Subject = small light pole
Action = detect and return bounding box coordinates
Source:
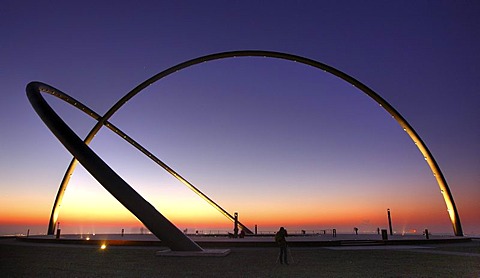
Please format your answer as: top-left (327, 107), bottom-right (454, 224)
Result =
top-left (387, 209), bottom-right (393, 236)
top-left (233, 212), bottom-right (239, 238)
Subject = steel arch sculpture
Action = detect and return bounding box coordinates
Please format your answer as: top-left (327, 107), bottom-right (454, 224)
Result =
top-left (31, 81), bottom-right (253, 235)
top-left (35, 50), bottom-right (462, 237)
top-left (27, 83), bottom-right (203, 251)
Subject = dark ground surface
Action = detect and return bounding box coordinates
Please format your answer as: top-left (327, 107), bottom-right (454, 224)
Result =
top-left (1, 237), bottom-right (479, 277)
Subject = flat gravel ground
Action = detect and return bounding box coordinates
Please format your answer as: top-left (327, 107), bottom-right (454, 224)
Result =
top-left (1, 238), bottom-right (479, 277)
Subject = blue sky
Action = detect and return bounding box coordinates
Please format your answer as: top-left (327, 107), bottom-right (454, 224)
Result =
top-left (1, 1), bottom-right (479, 235)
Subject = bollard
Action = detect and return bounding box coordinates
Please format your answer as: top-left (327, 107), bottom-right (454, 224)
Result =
top-left (381, 229), bottom-right (388, 240)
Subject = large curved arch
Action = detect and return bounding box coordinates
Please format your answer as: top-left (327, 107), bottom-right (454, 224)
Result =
top-left (26, 83), bottom-right (203, 251)
top-left (34, 81), bottom-right (253, 234)
top-left (47, 50), bottom-right (463, 236)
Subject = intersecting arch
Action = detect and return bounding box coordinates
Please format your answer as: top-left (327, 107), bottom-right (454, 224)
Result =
top-left (37, 81), bottom-right (253, 234)
top-left (47, 50), bottom-right (463, 236)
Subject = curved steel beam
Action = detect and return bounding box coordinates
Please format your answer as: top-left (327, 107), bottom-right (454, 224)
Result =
top-left (35, 82), bottom-right (253, 234)
top-left (27, 83), bottom-right (203, 251)
top-left (47, 50), bottom-right (463, 236)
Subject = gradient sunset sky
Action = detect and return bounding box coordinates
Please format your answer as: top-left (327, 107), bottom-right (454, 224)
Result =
top-left (1, 1), bottom-right (479, 236)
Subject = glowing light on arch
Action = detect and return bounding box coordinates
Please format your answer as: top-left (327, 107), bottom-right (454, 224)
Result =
top-left (27, 83), bottom-right (203, 251)
top-left (32, 81), bottom-right (253, 234)
top-left (40, 50), bottom-right (462, 236)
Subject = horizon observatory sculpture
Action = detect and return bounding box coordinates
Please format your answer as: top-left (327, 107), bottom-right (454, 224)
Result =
top-left (27, 50), bottom-right (463, 251)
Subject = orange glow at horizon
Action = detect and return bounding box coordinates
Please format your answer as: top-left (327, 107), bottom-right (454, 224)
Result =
top-left (1, 196), bottom-right (456, 234)
top-left (45, 198), bottom-right (452, 234)
top-left (0, 200), bottom-right (460, 235)
top-left (2, 172), bottom-right (472, 235)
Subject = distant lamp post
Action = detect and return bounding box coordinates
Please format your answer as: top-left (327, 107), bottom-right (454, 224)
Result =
top-left (387, 209), bottom-right (393, 235)
top-left (234, 212), bottom-right (239, 238)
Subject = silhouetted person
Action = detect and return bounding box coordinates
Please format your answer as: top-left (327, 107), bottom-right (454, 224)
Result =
top-left (239, 229), bottom-right (245, 238)
top-left (275, 227), bottom-right (288, 264)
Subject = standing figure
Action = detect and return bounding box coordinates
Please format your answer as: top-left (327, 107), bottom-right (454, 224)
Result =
top-left (275, 227), bottom-right (288, 264)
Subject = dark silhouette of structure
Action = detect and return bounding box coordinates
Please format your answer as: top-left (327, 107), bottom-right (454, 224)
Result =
top-left (27, 50), bottom-right (463, 240)
top-left (388, 208), bottom-right (393, 235)
top-left (233, 212), bottom-right (239, 238)
top-left (27, 83), bottom-right (202, 251)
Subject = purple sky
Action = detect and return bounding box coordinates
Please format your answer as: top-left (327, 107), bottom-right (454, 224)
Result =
top-left (1, 1), bottom-right (479, 235)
